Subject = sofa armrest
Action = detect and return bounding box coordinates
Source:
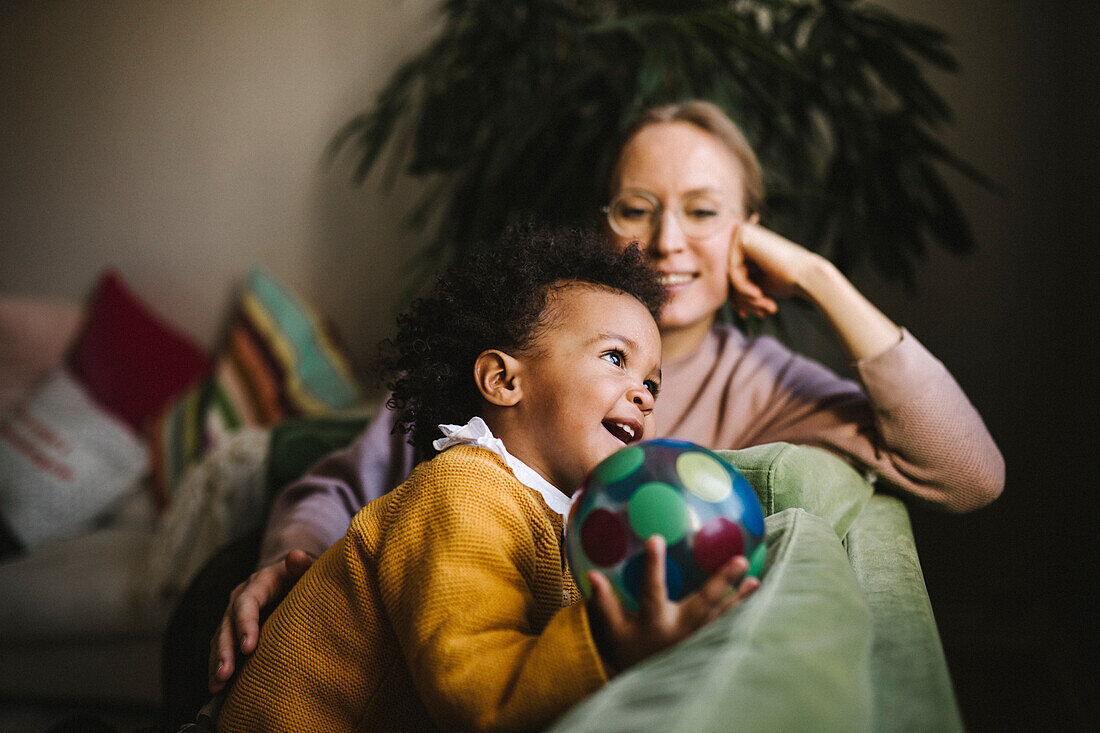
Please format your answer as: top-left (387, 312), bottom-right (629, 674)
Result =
top-left (549, 445), bottom-right (960, 733)
top-left (845, 494), bottom-right (963, 732)
top-left (718, 442), bottom-right (873, 540)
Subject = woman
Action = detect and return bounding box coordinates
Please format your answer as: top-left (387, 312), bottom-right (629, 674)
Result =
top-left (205, 100), bottom-right (1003, 695)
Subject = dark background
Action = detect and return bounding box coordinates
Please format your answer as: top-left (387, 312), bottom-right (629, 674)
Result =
top-left (848, 2), bottom-right (1099, 728)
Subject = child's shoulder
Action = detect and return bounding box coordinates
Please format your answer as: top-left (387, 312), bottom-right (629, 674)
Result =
top-left (347, 445), bottom-right (554, 552)
top-left (402, 444), bottom-right (521, 501)
top-left (413, 445), bottom-right (515, 491)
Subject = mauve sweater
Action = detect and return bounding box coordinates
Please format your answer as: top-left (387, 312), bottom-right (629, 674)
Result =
top-left (260, 325), bottom-right (1004, 566)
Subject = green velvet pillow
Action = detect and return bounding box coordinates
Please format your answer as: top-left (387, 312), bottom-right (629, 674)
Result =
top-left (550, 507), bottom-right (874, 732)
top-left (263, 414), bottom-right (371, 506)
top-left (719, 442), bottom-right (873, 540)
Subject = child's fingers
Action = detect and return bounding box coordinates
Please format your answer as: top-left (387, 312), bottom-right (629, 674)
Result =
top-left (679, 555), bottom-right (751, 626)
top-left (587, 570), bottom-right (627, 631)
top-left (714, 576), bottom-right (761, 618)
top-left (699, 555), bottom-right (749, 604)
top-left (638, 535), bottom-right (670, 615)
top-left (706, 558), bottom-right (745, 602)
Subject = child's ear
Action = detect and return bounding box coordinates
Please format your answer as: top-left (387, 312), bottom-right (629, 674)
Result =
top-left (474, 350), bottom-right (524, 406)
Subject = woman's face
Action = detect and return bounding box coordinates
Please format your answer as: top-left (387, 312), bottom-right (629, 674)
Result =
top-left (609, 121), bottom-right (746, 342)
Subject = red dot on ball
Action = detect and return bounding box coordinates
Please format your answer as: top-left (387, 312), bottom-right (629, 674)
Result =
top-left (693, 517), bottom-right (745, 575)
top-left (580, 508), bottom-right (628, 567)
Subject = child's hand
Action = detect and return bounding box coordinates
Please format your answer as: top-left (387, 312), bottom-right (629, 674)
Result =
top-left (586, 535), bottom-right (760, 673)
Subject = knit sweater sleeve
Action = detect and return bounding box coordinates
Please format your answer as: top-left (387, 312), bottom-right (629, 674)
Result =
top-left (373, 448), bottom-right (607, 731)
top-left (743, 329), bottom-right (1004, 512)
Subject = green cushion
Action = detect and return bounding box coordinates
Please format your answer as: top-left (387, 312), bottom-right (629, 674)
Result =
top-left (263, 415), bottom-right (371, 505)
top-left (549, 507), bottom-right (874, 733)
top-left (718, 443), bottom-right (873, 540)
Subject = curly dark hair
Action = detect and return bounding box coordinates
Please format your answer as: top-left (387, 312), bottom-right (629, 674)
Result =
top-left (377, 223), bottom-right (666, 457)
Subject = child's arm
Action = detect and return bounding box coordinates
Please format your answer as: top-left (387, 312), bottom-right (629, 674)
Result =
top-left (585, 535), bottom-right (760, 673)
top-left (375, 461), bottom-right (608, 732)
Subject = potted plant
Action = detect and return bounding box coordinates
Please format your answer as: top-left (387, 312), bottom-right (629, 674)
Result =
top-left (332, 0), bottom-right (990, 293)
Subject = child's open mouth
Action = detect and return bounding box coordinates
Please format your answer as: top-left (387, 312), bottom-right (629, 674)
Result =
top-left (602, 420), bottom-right (641, 445)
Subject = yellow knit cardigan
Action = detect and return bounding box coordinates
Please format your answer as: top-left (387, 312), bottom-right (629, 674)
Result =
top-left (217, 445), bottom-right (608, 732)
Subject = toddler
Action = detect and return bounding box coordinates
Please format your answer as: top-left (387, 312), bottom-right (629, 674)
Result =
top-left (216, 225), bottom-right (758, 732)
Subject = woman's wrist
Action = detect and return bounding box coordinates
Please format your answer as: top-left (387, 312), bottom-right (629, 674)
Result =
top-left (791, 250), bottom-right (838, 306)
top-left (796, 255), bottom-right (902, 362)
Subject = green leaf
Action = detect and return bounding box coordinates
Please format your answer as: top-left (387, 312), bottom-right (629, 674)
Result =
top-left (328, 0), bottom-right (989, 289)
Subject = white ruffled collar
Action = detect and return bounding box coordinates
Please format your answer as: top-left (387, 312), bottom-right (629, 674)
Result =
top-left (433, 417), bottom-right (573, 521)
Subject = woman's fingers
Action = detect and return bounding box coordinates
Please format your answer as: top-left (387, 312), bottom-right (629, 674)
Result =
top-left (209, 582), bottom-right (251, 691)
top-left (728, 220), bottom-right (778, 317)
top-left (232, 574), bottom-right (273, 655)
top-left (728, 225), bottom-right (764, 298)
top-left (206, 553), bottom-right (313, 692)
top-left (284, 550), bottom-right (315, 583)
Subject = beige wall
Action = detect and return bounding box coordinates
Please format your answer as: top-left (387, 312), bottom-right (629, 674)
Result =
top-left (0, 0), bottom-right (1039, 378)
top-left (1, 0), bottom-right (437, 367)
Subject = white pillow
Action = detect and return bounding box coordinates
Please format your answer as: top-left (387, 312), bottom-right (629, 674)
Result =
top-left (0, 297), bottom-right (83, 419)
top-left (0, 368), bottom-right (148, 549)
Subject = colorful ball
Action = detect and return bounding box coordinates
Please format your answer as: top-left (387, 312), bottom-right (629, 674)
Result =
top-left (567, 439), bottom-right (766, 610)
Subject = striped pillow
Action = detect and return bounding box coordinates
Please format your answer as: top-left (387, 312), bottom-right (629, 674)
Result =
top-left (150, 269), bottom-right (363, 509)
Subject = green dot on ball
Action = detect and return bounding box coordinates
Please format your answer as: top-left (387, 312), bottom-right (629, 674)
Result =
top-left (747, 542), bottom-right (767, 579)
top-left (628, 482), bottom-right (688, 545)
top-left (593, 445), bottom-right (645, 484)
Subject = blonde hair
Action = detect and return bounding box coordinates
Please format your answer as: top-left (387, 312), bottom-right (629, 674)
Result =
top-left (611, 100), bottom-right (764, 217)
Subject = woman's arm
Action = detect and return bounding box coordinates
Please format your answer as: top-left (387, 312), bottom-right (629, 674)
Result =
top-left (728, 220), bottom-right (902, 361)
top-left (258, 403), bottom-right (416, 566)
top-left (726, 222), bottom-right (1004, 512)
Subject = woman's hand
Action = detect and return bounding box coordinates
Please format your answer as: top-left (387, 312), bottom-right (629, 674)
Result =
top-left (207, 550), bottom-right (315, 692)
top-left (586, 535), bottom-right (759, 673)
top-left (726, 218), bottom-right (829, 319)
top-left (726, 218), bottom-right (902, 361)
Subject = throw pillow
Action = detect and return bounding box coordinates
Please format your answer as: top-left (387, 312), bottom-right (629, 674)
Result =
top-left (67, 270), bottom-right (210, 430)
top-left (150, 268), bottom-right (364, 508)
top-left (263, 414), bottom-right (372, 507)
top-left (0, 368), bottom-right (149, 551)
top-left (0, 297), bottom-right (83, 419)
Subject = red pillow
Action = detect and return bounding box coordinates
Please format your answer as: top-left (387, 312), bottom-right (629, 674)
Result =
top-left (68, 270), bottom-right (210, 430)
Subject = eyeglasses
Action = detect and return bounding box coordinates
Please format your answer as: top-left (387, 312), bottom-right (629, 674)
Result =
top-left (602, 190), bottom-right (738, 241)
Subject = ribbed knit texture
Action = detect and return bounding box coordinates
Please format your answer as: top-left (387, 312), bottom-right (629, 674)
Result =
top-left (218, 446), bottom-right (607, 733)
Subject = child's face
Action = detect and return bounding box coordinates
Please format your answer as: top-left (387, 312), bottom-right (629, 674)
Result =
top-left (506, 284), bottom-right (662, 493)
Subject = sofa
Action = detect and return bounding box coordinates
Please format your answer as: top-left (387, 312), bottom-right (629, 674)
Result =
top-left (550, 441), bottom-right (963, 732)
top-left (171, 420), bottom-right (961, 732)
top-left (1, 276), bottom-right (961, 731)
